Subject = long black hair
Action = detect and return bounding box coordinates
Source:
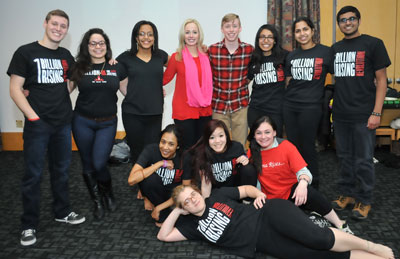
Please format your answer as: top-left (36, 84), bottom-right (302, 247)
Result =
top-left (129, 20), bottom-right (159, 56)
top-left (249, 24), bottom-right (287, 72)
top-left (187, 120), bottom-right (232, 184)
top-left (247, 115), bottom-right (277, 173)
top-left (71, 28), bottom-right (112, 82)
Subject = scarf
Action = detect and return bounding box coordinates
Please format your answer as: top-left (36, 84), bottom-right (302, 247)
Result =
top-left (182, 46), bottom-right (213, 107)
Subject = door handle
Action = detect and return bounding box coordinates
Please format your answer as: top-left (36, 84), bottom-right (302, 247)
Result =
top-left (396, 78), bottom-right (400, 84)
top-left (387, 78), bottom-right (393, 84)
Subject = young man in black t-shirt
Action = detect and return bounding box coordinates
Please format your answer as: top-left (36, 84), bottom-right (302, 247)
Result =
top-left (8, 9), bottom-right (85, 246)
top-left (331, 6), bottom-right (391, 219)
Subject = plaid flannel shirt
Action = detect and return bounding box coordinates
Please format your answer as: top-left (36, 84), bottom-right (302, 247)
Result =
top-left (209, 39), bottom-right (254, 114)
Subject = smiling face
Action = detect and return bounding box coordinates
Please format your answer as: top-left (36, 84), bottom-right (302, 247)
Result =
top-left (254, 122), bottom-right (276, 150)
top-left (136, 24), bottom-right (154, 50)
top-left (221, 18), bottom-right (241, 43)
top-left (159, 132), bottom-right (178, 159)
top-left (209, 127), bottom-right (227, 153)
top-left (178, 187), bottom-right (206, 216)
top-left (43, 15), bottom-right (69, 44)
top-left (184, 22), bottom-right (199, 47)
top-left (88, 33), bottom-right (107, 63)
top-left (258, 29), bottom-right (275, 56)
top-left (294, 21), bottom-right (314, 48)
top-left (338, 11), bottom-right (360, 38)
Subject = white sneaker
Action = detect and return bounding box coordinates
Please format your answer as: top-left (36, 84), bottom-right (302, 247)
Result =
top-left (55, 212), bottom-right (86, 225)
top-left (21, 229), bottom-right (36, 246)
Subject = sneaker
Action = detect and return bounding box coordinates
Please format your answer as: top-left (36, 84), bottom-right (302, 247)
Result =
top-left (352, 202), bottom-right (371, 220)
top-left (385, 86), bottom-right (399, 100)
top-left (308, 213), bottom-right (332, 228)
top-left (331, 196), bottom-right (355, 211)
top-left (20, 229), bottom-right (36, 246)
top-left (339, 222), bottom-right (354, 235)
top-left (55, 212), bottom-right (86, 225)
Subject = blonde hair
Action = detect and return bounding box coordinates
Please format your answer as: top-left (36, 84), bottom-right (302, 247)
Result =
top-left (176, 18), bottom-right (204, 60)
top-left (171, 184), bottom-right (201, 208)
top-left (221, 13), bottom-right (241, 28)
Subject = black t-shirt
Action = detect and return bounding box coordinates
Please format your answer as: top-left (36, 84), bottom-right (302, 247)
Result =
top-left (136, 144), bottom-right (191, 186)
top-left (116, 50), bottom-right (168, 115)
top-left (284, 44), bottom-right (331, 107)
top-left (175, 187), bottom-right (262, 258)
top-left (74, 63), bottom-right (127, 118)
top-left (184, 141), bottom-right (245, 188)
top-left (331, 34), bottom-right (391, 123)
top-left (248, 52), bottom-right (288, 114)
top-left (7, 41), bottom-right (75, 126)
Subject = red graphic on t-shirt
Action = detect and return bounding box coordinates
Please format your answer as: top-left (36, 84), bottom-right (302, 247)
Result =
top-left (61, 60), bottom-right (69, 81)
top-left (355, 51), bottom-right (365, 76)
top-left (173, 169), bottom-right (183, 182)
top-left (277, 65), bottom-right (285, 82)
top-left (313, 58), bottom-right (323, 79)
top-left (212, 202), bottom-right (234, 218)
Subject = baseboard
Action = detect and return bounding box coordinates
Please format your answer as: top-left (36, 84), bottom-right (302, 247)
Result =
top-left (1, 131), bottom-right (127, 151)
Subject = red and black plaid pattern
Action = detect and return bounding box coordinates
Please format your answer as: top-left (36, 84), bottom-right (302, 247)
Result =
top-left (209, 40), bottom-right (254, 114)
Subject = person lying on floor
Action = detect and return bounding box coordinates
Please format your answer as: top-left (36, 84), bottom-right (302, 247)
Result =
top-left (158, 184), bottom-right (394, 259)
top-left (128, 124), bottom-right (191, 226)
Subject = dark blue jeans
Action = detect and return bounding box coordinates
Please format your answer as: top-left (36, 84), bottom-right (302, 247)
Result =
top-left (334, 121), bottom-right (376, 204)
top-left (72, 114), bottom-right (117, 181)
top-left (22, 119), bottom-right (72, 230)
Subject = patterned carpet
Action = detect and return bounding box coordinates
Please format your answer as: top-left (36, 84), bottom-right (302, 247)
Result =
top-left (0, 148), bottom-right (399, 259)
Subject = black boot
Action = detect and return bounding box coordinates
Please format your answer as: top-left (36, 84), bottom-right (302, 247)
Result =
top-left (98, 179), bottom-right (117, 212)
top-left (82, 173), bottom-right (105, 220)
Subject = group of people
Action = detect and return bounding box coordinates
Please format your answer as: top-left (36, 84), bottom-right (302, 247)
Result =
top-left (8, 5), bottom-right (395, 259)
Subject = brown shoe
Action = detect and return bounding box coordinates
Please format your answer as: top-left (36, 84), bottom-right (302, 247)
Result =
top-left (331, 196), bottom-right (355, 210)
top-left (352, 202), bottom-right (371, 220)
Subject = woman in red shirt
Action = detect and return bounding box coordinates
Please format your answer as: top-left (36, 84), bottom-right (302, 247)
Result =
top-left (247, 115), bottom-right (352, 233)
top-left (163, 19), bottom-right (213, 149)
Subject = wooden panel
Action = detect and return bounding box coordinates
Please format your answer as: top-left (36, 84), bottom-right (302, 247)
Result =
top-left (395, 0), bottom-right (400, 91)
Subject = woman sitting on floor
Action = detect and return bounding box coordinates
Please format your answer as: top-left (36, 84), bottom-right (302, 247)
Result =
top-left (247, 115), bottom-right (352, 233)
top-left (183, 119), bottom-right (257, 197)
top-left (128, 124), bottom-right (191, 225)
top-left (158, 184), bottom-right (394, 259)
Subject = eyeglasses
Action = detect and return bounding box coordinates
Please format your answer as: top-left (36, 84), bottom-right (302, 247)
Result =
top-left (182, 191), bottom-right (200, 207)
top-left (138, 32), bottom-right (154, 38)
top-left (88, 41), bottom-right (106, 47)
top-left (339, 16), bottom-right (358, 24)
top-left (259, 35), bottom-right (274, 41)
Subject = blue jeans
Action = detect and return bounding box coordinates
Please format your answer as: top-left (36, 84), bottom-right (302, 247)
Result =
top-left (334, 121), bottom-right (376, 204)
top-left (22, 119), bottom-right (72, 230)
top-left (72, 114), bottom-right (117, 181)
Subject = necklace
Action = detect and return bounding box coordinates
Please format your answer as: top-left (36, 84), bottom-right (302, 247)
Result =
top-left (95, 62), bottom-right (106, 81)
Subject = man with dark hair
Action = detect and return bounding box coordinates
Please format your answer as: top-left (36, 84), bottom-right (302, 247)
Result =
top-left (8, 9), bottom-right (85, 246)
top-left (331, 6), bottom-right (391, 219)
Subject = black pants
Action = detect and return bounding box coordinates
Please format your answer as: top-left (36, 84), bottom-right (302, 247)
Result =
top-left (138, 173), bottom-right (176, 223)
top-left (283, 104), bottom-right (322, 188)
top-left (174, 116), bottom-right (212, 150)
top-left (256, 199), bottom-right (349, 259)
top-left (247, 107), bottom-right (283, 138)
top-left (288, 183), bottom-right (332, 216)
top-left (122, 113), bottom-right (162, 163)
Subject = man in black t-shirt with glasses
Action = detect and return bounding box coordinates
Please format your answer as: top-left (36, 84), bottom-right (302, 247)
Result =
top-left (8, 9), bottom-right (85, 246)
top-left (331, 6), bottom-right (391, 220)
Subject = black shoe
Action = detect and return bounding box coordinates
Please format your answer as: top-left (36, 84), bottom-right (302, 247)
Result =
top-left (385, 86), bottom-right (399, 100)
top-left (21, 229), bottom-right (36, 246)
top-left (83, 173), bottom-right (105, 220)
top-left (98, 179), bottom-right (117, 212)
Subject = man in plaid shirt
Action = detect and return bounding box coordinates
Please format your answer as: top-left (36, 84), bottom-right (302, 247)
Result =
top-left (209, 13), bottom-right (254, 147)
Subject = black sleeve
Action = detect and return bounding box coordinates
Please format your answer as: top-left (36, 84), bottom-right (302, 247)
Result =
top-left (247, 63), bottom-right (255, 80)
top-left (214, 187), bottom-right (241, 201)
top-left (7, 47), bottom-right (29, 77)
top-left (159, 49), bottom-right (169, 65)
top-left (116, 63), bottom-right (127, 80)
top-left (231, 141), bottom-right (246, 157)
top-left (328, 47), bottom-right (335, 74)
top-left (372, 39), bottom-right (391, 71)
top-left (175, 215), bottom-right (201, 240)
top-left (66, 51), bottom-right (75, 79)
top-left (284, 52), bottom-right (293, 77)
top-left (136, 144), bottom-right (157, 168)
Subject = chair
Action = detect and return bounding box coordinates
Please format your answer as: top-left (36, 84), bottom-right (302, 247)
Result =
top-left (376, 127), bottom-right (396, 151)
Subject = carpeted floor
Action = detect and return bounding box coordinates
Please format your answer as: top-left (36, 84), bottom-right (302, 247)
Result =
top-left (0, 147), bottom-right (399, 259)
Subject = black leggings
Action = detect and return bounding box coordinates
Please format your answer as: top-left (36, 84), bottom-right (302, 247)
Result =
top-left (256, 199), bottom-right (350, 259)
top-left (288, 182), bottom-right (332, 216)
top-left (174, 116), bottom-right (212, 150)
top-left (138, 173), bottom-right (175, 223)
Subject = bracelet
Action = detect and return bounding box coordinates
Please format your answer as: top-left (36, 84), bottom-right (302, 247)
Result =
top-left (299, 178), bottom-right (310, 185)
top-left (163, 160), bottom-right (168, 168)
top-left (371, 112), bottom-right (381, 117)
top-left (140, 170), bottom-right (145, 180)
